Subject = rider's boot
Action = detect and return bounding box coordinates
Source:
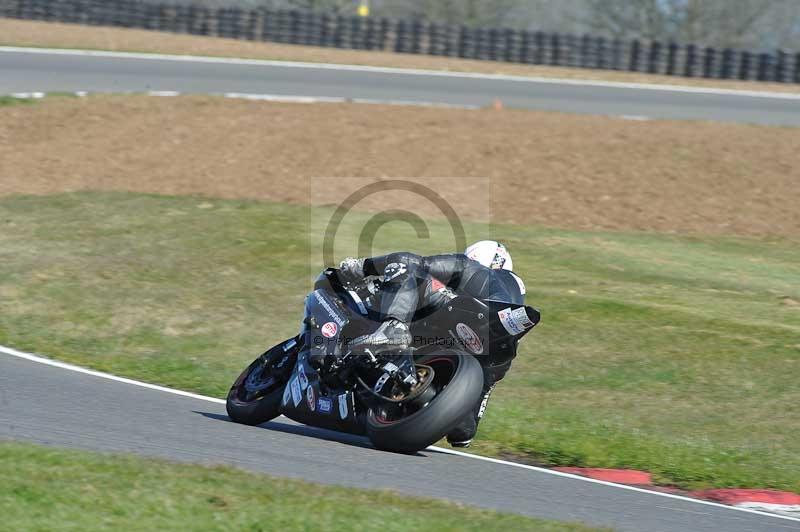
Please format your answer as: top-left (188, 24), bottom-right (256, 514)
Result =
top-left (446, 382), bottom-right (497, 448)
top-left (351, 318), bottom-right (412, 348)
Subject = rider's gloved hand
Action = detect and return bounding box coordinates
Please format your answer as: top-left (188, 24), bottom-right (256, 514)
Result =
top-left (339, 257), bottom-right (366, 283)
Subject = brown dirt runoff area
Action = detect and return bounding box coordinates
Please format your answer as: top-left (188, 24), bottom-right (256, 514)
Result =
top-left (1, 94), bottom-right (799, 237)
top-left (2, 18), bottom-right (800, 95)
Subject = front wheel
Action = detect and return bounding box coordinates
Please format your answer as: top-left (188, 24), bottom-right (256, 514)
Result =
top-left (226, 349), bottom-right (291, 426)
top-left (366, 351), bottom-right (484, 454)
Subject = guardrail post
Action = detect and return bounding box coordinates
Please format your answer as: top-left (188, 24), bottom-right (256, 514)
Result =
top-left (738, 51), bottom-right (752, 80)
top-left (702, 46), bottom-right (716, 78)
top-left (378, 17), bottom-right (391, 51)
top-left (410, 19), bottom-right (422, 54)
top-left (607, 38), bottom-right (621, 70)
top-left (503, 28), bottom-right (516, 62)
top-left (665, 42), bottom-right (678, 75)
top-left (757, 53), bottom-right (772, 81)
top-left (394, 19), bottom-right (407, 53)
top-left (529, 31), bottom-right (542, 64)
top-left (593, 36), bottom-right (605, 69)
top-left (628, 39), bottom-right (641, 71)
top-left (519, 30), bottom-right (531, 63)
top-left (486, 28), bottom-right (500, 61)
top-left (794, 52), bottom-right (800, 84)
top-left (775, 49), bottom-right (788, 83)
top-left (647, 41), bottom-right (661, 73)
top-left (720, 48), bottom-right (735, 79)
top-left (683, 44), bottom-right (696, 77)
top-left (349, 15), bottom-right (364, 50)
top-left (547, 33), bottom-right (559, 66)
top-left (579, 33), bottom-right (591, 68)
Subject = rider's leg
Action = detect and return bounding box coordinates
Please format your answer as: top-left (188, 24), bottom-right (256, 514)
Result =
top-left (446, 360), bottom-right (511, 448)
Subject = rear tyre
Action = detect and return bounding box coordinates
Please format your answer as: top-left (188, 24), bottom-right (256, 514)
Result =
top-left (226, 355), bottom-right (287, 426)
top-left (366, 351), bottom-right (484, 454)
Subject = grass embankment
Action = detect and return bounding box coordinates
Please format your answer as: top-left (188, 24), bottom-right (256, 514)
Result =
top-left (1, 18), bottom-right (798, 95)
top-left (1, 192), bottom-right (798, 492)
top-left (0, 443), bottom-right (596, 531)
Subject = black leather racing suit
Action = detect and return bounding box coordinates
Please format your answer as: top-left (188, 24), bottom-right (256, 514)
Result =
top-left (362, 251), bottom-right (526, 443)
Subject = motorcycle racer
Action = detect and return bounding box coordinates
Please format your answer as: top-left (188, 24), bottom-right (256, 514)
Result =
top-left (338, 240), bottom-right (526, 448)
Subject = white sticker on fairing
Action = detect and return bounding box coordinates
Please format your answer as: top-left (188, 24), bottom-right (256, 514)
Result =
top-left (290, 377), bottom-right (302, 407)
top-left (317, 397), bottom-right (332, 413)
top-left (298, 364), bottom-right (309, 390)
top-left (282, 338), bottom-right (297, 352)
top-left (282, 381), bottom-right (291, 405)
top-left (498, 307), bottom-right (534, 336)
top-left (455, 322), bottom-right (484, 354)
top-left (306, 385), bottom-right (316, 411)
top-left (509, 272), bottom-right (526, 295)
top-left (338, 394), bottom-right (348, 419)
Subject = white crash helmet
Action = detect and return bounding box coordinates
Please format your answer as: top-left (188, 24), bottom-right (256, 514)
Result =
top-left (464, 240), bottom-right (513, 271)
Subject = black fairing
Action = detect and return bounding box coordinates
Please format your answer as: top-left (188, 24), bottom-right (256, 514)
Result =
top-left (413, 296), bottom-right (540, 367)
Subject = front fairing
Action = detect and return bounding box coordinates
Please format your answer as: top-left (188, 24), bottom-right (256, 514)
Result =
top-left (278, 281), bottom-right (367, 435)
top-left (302, 288), bottom-right (350, 360)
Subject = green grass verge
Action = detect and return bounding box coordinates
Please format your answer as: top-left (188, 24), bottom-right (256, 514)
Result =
top-left (0, 442), bottom-right (597, 531)
top-left (1, 191), bottom-right (798, 492)
top-left (0, 95), bottom-right (35, 107)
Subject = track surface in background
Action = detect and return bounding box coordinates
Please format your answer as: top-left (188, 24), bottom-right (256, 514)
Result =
top-left (1, 48), bottom-right (799, 126)
top-left (2, 353), bottom-right (798, 532)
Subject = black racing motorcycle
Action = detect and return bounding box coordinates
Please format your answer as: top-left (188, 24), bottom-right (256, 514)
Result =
top-left (226, 268), bottom-right (540, 453)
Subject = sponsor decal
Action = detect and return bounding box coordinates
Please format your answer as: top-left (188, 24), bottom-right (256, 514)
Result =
top-left (275, 354), bottom-right (289, 369)
top-left (491, 251), bottom-right (506, 269)
top-left (282, 381), bottom-right (291, 405)
top-left (306, 385), bottom-right (316, 411)
top-left (282, 338), bottom-right (297, 352)
top-left (455, 322), bottom-right (484, 354)
top-left (317, 397), bottom-right (332, 413)
top-left (290, 377), bottom-right (302, 407)
top-left (477, 383), bottom-right (496, 419)
top-left (338, 394), bottom-right (349, 419)
top-left (383, 262), bottom-right (407, 281)
top-left (313, 292), bottom-right (346, 327)
top-left (509, 272), bottom-right (526, 295)
top-left (298, 364), bottom-right (309, 390)
top-left (321, 321), bottom-right (338, 338)
top-left (498, 306), bottom-right (534, 336)
top-left (430, 277), bottom-right (446, 292)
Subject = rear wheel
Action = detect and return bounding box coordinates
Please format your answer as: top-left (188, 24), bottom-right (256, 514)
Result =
top-left (366, 351), bottom-right (483, 454)
top-left (226, 351), bottom-right (290, 426)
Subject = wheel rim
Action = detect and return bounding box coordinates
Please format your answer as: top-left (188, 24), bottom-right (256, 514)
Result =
top-left (233, 360), bottom-right (282, 404)
top-left (370, 356), bottom-right (458, 426)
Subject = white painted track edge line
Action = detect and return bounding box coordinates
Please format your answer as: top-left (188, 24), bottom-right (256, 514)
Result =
top-left (2, 45), bottom-right (800, 101)
top-left (0, 344), bottom-right (225, 405)
top-left (1, 343), bottom-right (798, 524)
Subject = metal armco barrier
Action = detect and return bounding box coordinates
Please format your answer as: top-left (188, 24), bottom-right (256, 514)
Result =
top-left (1, 0), bottom-right (798, 84)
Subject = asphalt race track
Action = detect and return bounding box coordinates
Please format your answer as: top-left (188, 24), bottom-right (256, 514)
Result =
top-left (2, 45), bottom-right (800, 531)
top-left (2, 352), bottom-right (799, 532)
top-left (1, 47), bottom-right (800, 126)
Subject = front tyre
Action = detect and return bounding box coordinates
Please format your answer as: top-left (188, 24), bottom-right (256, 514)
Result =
top-left (226, 354), bottom-right (287, 426)
top-left (366, 352), bottom-right (484, 454)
